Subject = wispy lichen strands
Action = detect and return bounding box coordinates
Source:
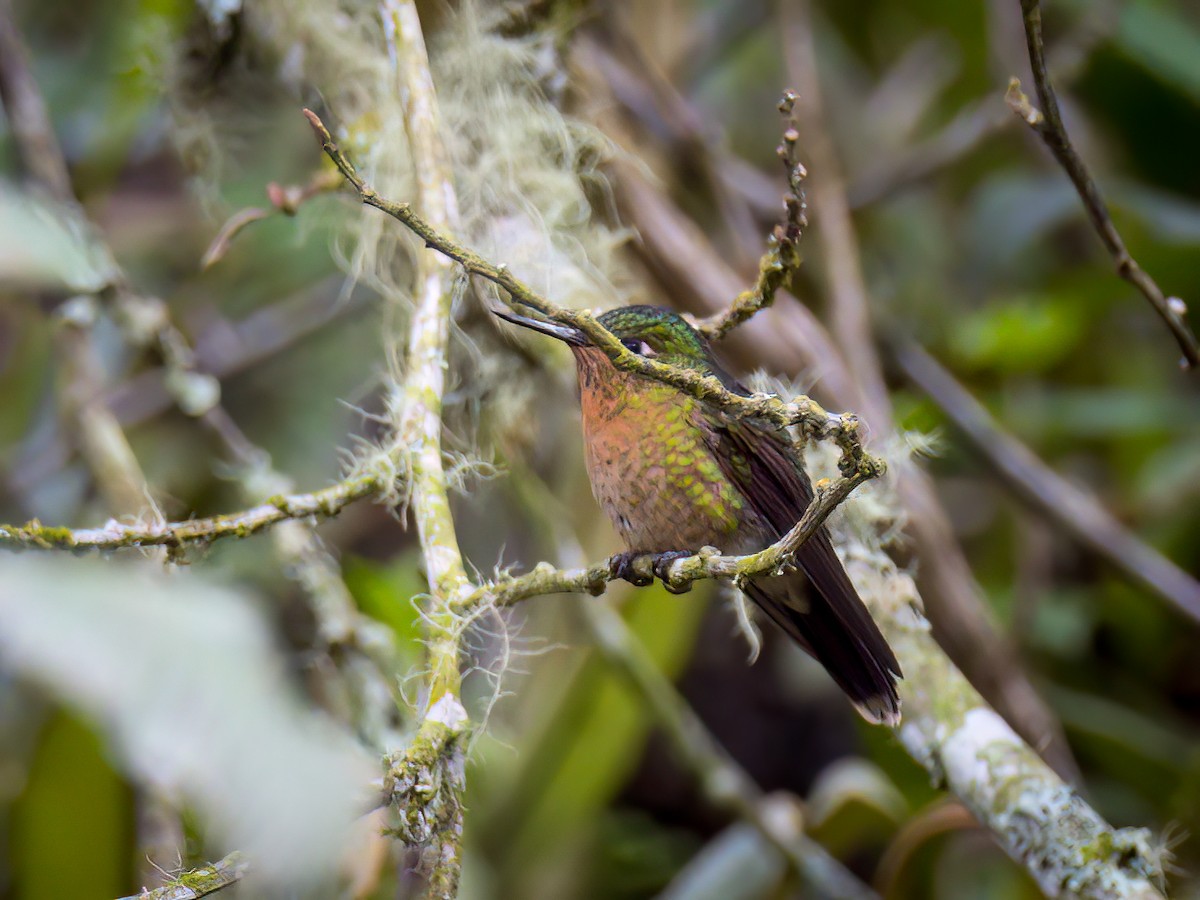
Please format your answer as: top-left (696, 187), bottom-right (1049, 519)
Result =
top-left (303, 110), bottom-right (884, 490)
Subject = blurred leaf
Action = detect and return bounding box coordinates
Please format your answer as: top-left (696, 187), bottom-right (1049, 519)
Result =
top-left (0, 184), bottom-right (118, 293)
top-left (481, 583), bottom-right (708, 896)
top-left (806, 758), bottom-right (908, 857)
top-left (1020, 589), bottom-right (1095, 659)
top-left (659, 821), bottom-right (783, 900)
top-left (1004, 386), bottom-right (1199, 439)
top-left (343, 551), bottom-right (424, 662)
top-left (0, 556), bottom-right (375, 887)
top-left (932, 833), bottom-right (1041, 900)
top-left (592, 808), bottom-right (703, 898)
top-left (1116, 2), bottom-right (1200, 104)
top-left (964, 175), bottom-right (1078, 275)
top-left (948, 294), bottom-right (1085, 374)
top-left (1119, 182), bottom-right (1200, 243)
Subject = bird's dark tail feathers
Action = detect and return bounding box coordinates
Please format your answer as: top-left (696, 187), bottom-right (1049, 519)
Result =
top-left (744, 551), bottom-right (902, 726)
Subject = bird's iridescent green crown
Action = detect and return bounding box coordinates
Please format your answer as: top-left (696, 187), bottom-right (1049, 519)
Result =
top-left (598, 305), bottom-right (709, 363)
top-left (598, 305), bottom-right (746, 391)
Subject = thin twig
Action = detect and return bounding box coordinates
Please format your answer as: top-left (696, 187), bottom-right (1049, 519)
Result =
top-left (0, 473), bottom-right (380, 550)
top-left (1009, 0), bottom-right (1199, 370)
top-left (201, 169), bottom-right (343, 269)
top-left (697, 90), bottom-right (809, 341)
top-left (116, 852), bottom-right (248, 900)
top-left (783, 0), bottom-right (890, 427)
top-left (891, 338), bottom-right (1200, 625)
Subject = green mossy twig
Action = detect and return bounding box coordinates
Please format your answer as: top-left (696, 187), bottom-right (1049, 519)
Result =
top-left (116, 851), bottom-right (248, 900)
top-left (0, 474), bottom-right (381, 551)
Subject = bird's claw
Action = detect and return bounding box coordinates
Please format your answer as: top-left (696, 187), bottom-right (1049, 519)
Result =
top-left (652, 551), bottom-right (695, 594)
top-left (609, 551), bottom-right (654, 587)
top-left (609, 550), bottom-right (695, 593)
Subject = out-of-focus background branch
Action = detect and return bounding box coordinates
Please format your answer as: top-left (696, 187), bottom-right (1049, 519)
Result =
top-left (1, 0), bottom-right (1199, 898)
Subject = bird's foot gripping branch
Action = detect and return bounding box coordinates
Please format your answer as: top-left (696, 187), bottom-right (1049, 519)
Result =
top-left (301, 108), bottom-right (885, 608)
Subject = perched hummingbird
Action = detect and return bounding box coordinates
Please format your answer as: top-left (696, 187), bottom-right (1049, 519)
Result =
top-left (497, 304), bottom-right (902, 725)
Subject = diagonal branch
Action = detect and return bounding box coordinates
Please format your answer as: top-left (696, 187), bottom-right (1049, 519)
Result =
top-left (1008, 0), bottom-right (1199, 371)
top-left (302, 108), bottom-right (883, 484)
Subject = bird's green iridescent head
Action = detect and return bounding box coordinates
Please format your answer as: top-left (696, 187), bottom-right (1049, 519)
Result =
top-left (597, 305), bottom-right (712, 367)
top-left (494, 304), bottom-right (738, 385)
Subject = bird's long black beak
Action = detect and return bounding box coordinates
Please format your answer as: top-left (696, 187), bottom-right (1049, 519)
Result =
top-left (492, 307), bottom-right (588, 346)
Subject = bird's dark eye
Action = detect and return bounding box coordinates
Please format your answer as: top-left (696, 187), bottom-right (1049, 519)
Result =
top-left (621, 338), bottom-right (656, 357)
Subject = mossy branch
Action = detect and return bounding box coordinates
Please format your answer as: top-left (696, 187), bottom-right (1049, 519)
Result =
top-left (302, 108), bottom-right (884, 484)
top-left (455, 465), bottom-right (874, 611)
top-left (376, 2), bottom-right (473, 894)
top-left (697, 90), bottom-right (808, 341)
top-left (857, 551), bottom-right (1166, 899)
top-left (116, 851), bottom-right (248, 900)
top-left (0, 473), bottom-right (381, 551)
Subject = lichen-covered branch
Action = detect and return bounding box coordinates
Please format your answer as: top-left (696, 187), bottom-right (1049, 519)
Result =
top-left (376, 2), bottom-right (473, 894)
top-left (0, 473), bottom-right (380, 551)
top-left (117, 851), bottom-right (248, 900)
top-left (302, 109), bottom-right (883, 484)
top-left (697, 90), bottom-right (808, 341)
top-left (855, 552), bottom-right (1164, 898)
top-left (1008, 0), bottom-right (1199, 371)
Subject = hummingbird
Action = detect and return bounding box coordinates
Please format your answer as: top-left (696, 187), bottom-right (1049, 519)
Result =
top-left (497, 304), bottom-right (902, 725)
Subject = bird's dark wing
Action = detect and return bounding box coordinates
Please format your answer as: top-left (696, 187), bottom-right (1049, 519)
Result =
top-left (702, 411), bottom-right (902, 725)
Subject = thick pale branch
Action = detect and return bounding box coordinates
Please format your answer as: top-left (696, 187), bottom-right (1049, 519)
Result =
top-left (377, 2), bottom-right (473, 895)
top-left (1009, 0), bottom-right (1199, 370)
top-left (865, 556), bottom-right (1165, 899)
top-left (0, 474), bottom-right (380, 550)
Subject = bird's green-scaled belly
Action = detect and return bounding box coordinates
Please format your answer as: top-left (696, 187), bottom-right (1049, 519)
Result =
top-left (583, 391), bottom-right (746, 553)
